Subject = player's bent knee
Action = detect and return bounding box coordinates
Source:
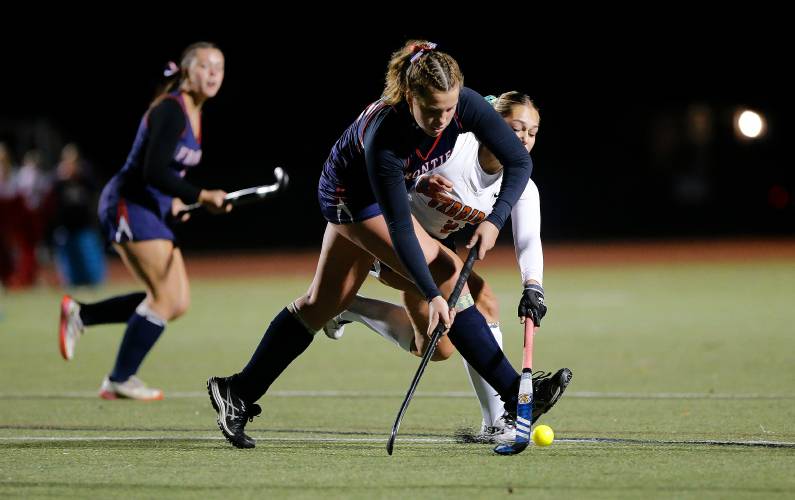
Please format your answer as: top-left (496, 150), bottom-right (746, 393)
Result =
top-left (303, 293), bottom-right (345, 316)
top-left (431, 339), bottom-right (455, 361)
top-left (170, 299), bottom-right (190, 321)
top-left (430, 351), bottom-right (452, 362)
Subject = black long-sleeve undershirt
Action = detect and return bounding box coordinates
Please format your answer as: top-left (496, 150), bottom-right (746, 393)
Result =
top-left (365, 137), bottom-right (440, 300)
top-left (143, 99), bottom-right (201, 204)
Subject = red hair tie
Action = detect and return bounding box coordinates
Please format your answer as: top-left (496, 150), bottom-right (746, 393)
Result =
top-left (410, 42), bottom-right (437, 64)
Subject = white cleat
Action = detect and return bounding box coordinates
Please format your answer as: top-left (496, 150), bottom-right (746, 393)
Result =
top-left (476, 413), bottom-right (517, 444)
top-left (369, 260), bottom-right (382, 279)
top-left (322, 314), bottom-right (350, 340)
top-left (98, 376), bottom-right (164, 401)
top-left (59, 295), bottom-right (84, 361)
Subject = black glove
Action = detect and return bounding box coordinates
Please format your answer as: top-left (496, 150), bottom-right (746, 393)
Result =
top-left (518, 283), bottom-right (547, 326)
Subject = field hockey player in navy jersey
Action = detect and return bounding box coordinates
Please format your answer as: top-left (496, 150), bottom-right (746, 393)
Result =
top-left (208, 41), bottom-right (533, 449)
top-left (59, 42), bottom-right (229, 400)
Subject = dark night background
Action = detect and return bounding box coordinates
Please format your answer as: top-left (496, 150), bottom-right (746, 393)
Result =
top-left (2, 14), bottom-right (792, 250)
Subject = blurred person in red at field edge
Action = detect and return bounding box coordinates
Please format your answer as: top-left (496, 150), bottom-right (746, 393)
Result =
top-left (0, 142), bottom-right (19, 286)
top-left (11, 149), bottom-right (53, 287)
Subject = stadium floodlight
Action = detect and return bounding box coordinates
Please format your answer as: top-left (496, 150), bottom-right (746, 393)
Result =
top-left (735, 109), bottom-right (766, 139)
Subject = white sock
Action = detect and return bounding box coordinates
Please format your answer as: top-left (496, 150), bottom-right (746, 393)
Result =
top-left (135, 301), bottom-right (167, 327)
top-left (341, 295), bottom-right (414, 352)
top-left (463, 323), bottom-right (505, 429)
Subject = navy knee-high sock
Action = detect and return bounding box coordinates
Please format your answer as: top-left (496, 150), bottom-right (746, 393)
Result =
top-left (447, 306), bottom-right (520, 411)
top-left (109, 308), bottom-right (165, 382)
top-left (79, 292), bottom-right (147, 326)
top-left (232, 308), bottom-right (315, 403)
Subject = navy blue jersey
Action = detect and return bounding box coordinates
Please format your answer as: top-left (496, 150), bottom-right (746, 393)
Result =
top-left (318, 86), bottom-right (532, 300)
top-left (106, 91), bottom-right (202, 219)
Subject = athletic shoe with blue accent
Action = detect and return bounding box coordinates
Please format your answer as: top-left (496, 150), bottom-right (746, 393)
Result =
top-left (207, 376), bottom-right (261, 449)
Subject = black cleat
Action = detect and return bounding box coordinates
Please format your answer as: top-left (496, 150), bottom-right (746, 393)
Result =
top-left (531, 368), bottom-right (573, 422)
top-left (207, 376), bottom-right (261, 449)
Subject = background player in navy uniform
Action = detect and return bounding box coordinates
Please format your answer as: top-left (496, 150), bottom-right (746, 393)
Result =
top-left (58, 42), bottom-right (229, 400)
top-left (208, 41), bottom-right (534, 449)
top-left (325, 92), bottom-right (572, 443)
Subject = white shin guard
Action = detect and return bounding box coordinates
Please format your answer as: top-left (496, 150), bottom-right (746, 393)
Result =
top-left (341, 295), bottom-right (414, 352)
top-left (463, 323), bottom-right (505, 428)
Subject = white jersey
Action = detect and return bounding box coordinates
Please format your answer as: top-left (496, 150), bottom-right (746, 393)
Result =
top-left (409, 133), bottom-right (544, 284)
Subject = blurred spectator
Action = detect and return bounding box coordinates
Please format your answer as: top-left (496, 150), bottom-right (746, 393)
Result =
top-left (0, 142), bottom-right (18, 286)
top-left (50, 143), bottom-right (106, 286)
top-left (9, 149), bottom-right (53, 287)
top-left (16, 150), bottom-right (53, 211)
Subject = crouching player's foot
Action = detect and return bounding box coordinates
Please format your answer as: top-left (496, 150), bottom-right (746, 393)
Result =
top-left (322, 314), bottom-right (350, 340)
top-left (476, 412), bottom-right (517, 444)
top-left (207, 376), bottom-right (261, 449)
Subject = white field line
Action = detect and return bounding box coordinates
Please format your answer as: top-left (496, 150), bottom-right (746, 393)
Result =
top-left (0, 435), bottom-right (453, 444)
top-left (0, 390), bottom-right (792, 400)
top-left (1, 435), bottom-right (793, 448)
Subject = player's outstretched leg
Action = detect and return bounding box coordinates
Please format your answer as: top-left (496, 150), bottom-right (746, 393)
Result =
top-left (59, 292), bottom-right (149, 361)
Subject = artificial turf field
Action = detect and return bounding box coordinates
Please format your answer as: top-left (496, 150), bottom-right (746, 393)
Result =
top-left (2, 244), bottom-right (794, 498)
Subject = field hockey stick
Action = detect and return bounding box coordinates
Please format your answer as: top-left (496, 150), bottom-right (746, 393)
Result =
top-left (387, 244), bottom-right (479, 455)
top-left (493, 318), bottom-right (535, 455)
top-left (178, 167), bottom-right (289, 216)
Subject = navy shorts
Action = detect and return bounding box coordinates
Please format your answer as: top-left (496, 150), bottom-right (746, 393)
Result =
top-left (319, 199), bottom-right (382, 225)
top-left (319, 163), bottom-right (395, 224)
top-left (98, 184), bottom-right (174, 244)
